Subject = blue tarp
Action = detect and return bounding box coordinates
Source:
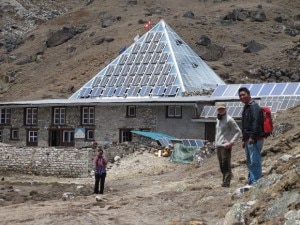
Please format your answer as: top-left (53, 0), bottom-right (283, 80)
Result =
top-left (130, 130), bottom-right (176, 146)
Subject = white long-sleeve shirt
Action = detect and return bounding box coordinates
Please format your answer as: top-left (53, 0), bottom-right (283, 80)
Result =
top-left (215, 114), bottom-right (241, 147)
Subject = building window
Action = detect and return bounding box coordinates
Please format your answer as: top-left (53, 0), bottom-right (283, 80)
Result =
top-left (82, 107), bottom-right (95, 125)
top-left (86, 129), bottom-right (94, 141)
top-left (166, 106), bottom-right (182, 118)
top-left (63, 130), bottom-right (74, 143)
top-left (27, 130), bottom-right (38, 146)
top-left (53, 107), bottom-right (65, 125)
top-left (126, 106), bottom-right (136, 117)
top-left (25, 108), bottom-right (38, 125)
top-left (119, 129), bottom-right (132, 143)
top-left (11, 128), bottom-right (19, 140)
top-left (0, 108), bottom-right (11, 125)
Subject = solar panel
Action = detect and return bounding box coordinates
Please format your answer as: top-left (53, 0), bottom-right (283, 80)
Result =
top-left (107, 76), bottom-right (118, 87)
top-left (105, 65), bottom-right (115, 76)
top-left (152, 86), bottom-right (165, 96)
top-left (155, 42), bottom-right (166, 53)
top-left (165, 75), bottom-right (175, 86)
top-left (114, 86), bottom-right (127, 97)
top-left (159, 53), bottom-right (169, 64)
top-left (92, 76), bottom-right (102, 87)
top-left (158, 138), bottom-right (171, 147)
top-left (119, 54), bottom-right (128, 65)
top-left (296, 86), bottom-right (300, 95)
top-left (140, 75), bottom-right (151, 86)
top-left (127, 86), bottom-right (139, 96)
top-left (113, 65), bottom-right (123, 76)
top-left (120, 65), bottom-right (130, 76)
top-left (249, 84), bottom-right (262, 96)
top-left (154, 64), bottom-right (163, 75)
top-left (153, 32), bottom-right (163, 42)
top-left (195, 140), bottom-right (204, 148)
top-left (223, 84), bottom-right (240, 96)
top-left (283, 82), bottom-right (299, 95)
top-left (135, 54), bottom-right (144, 64)
top-left (132, 75), bottom-right (142, 86)
top-left (211, 85), bottom-right (227, 97)
top-left (79, 87), bottom-right (92, 98)
top-left (165, 85), bottom-right (178, 96)
top-left (124, 76), bottom-right (133, 86)
top-left (129, 65), bottom-right (138, 76)
top-left (140, 43), bottom-right (149, 53)
top-left (227, 106), bottom-right (235, 115)
top-left (181, 139), bottom-right (205, 148)
top-left (102, 87), bottom-right (115, 97)
top-left (148, 75), bottom-right (159, 86)
top-left (189, 139), bottom-right (197, 147)
top-left (157, 75), bottom-right (166, 86)
top-left (258, 83), bottom-right (275, 96)
top-left (145, 64), bottom-right (155, 75)
top-left (148, 42), bottom-right (157, 53)
top-left (145, 32), bottom-right (154, 43)
top-left (116, 76), bottom-right (125, 87)
top-left (127, 54), bottom-right (136, 65)
top-left (142, 53), bottom-right (152, 64)
top-left (139, 86), bottom-right (152, 96)
top-left (90, 87), bottom-right (103, 97)
top-left (137, 64), bottom-right (146, 75)
top-left (208, 106), bottom-right (217, 117)
top-left (162, 64), bottom-right (172, 75)
top-left (200, 106), bottom-right (210, 117)
top-left (150, 53), bottom-right (160, 64)
top-left (132, 44), bottom-right (141, 54)
top-left (99, 76), bottom-right (109, 87)
top-left (270, 83), bottom-right (286, 95)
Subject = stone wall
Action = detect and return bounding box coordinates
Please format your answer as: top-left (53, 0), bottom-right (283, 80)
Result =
top-left (0, 146), bottom-right (92, 178)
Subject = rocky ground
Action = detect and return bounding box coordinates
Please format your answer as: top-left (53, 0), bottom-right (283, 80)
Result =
top-left (0, 104), bottom-right (299, 225)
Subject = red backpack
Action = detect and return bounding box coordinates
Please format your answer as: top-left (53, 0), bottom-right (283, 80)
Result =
top-left (261, 106), bottom-right (273, 137)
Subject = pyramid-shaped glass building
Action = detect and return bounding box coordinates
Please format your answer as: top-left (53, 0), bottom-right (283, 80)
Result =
top-left (69, 19), bottom-right (225, 100)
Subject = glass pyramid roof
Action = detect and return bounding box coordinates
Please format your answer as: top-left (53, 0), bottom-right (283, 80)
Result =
top-left (69, 19), bottom-right (225, 100)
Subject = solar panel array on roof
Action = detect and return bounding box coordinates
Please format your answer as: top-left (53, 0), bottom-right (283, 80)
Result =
top-left (212, 82), bottom-right (300, 97)
top-left (201, 82), bottom-right (300, 118)
top-left (69, 19), bottom-right (225, 100)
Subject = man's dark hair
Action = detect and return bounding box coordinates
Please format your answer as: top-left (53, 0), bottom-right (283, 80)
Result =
top-left (238, 87), bottom-right (251, 96)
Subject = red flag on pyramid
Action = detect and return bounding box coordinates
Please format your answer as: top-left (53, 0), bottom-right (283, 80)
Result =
top-left (144, 19), bottom-right (152, 31)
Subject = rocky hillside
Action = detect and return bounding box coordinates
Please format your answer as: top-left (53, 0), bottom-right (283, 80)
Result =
top-left (0, 0), bottom-right (299, 101)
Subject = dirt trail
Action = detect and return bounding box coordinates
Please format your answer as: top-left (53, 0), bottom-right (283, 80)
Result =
top-left (0, 149), bottom-right (249, 225)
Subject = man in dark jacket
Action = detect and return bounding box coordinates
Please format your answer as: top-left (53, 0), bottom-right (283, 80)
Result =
top-left (238, 87), bottom-right (264, 185)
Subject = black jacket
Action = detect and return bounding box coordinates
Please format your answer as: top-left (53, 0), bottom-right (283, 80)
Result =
top-left (241, 100), bottom-right (264, 141)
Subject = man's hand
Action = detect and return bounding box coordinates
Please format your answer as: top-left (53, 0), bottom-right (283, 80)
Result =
top-left (226, 142), bottom-right (233, 149)
top-left (248, 137), bottom-right (254, 145)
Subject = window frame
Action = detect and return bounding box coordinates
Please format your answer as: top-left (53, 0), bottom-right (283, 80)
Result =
top-left (62, 129), bottom-right (75, 143)
top-left (25, 107), bottom-right (38, 125)
top-left (10, 128), bottom-right (19, 140)
top-left (166, 105), bottom-right (182, 118)
top-left (126, 105), bottom-right (136, 118)
top-left (86, 129), bottom-right (95, 141)
top-left (53, 107), bottom-right (66, 125)
top-left (0, 108), bottom-right (11, 125)
top-left (119, 129), bottom-right (133, 143)
top-left (81, 106), bottom-right (95, 125)
top-left (27, 129), bottom-right (38, 146)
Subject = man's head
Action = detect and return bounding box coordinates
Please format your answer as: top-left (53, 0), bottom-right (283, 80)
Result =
top-left (238, 87), bottom-right (251, 104)
top-left (216, 102), bottom-right (227, 115)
